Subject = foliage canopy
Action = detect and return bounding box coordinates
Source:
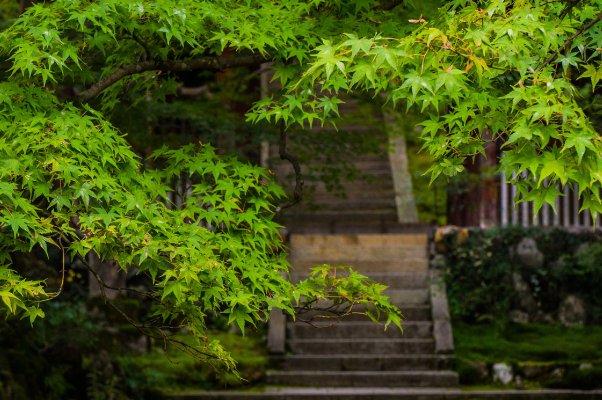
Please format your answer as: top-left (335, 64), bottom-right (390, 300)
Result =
top-left (1, 0), bottom-right (602, 371)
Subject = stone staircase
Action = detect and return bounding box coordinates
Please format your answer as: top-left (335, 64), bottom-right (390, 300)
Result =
top-left (266, 78), bottom-right (421, 235)
top-left (267, 234), bottom-right (458, 392)
top-left (275, 153), bottom-right (403, 234)
top-left (168, 235), bottom-right (602, 399)
top-left (171, 233), bottom-right (461, 399)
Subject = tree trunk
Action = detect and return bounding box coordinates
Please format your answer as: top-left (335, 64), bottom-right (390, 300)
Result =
top-left (446, 131), bottom-right (498, 227)
top-left (19, 0), bottom-right (34, 14)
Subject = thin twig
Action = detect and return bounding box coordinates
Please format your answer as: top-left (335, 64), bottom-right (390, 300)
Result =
top-left (58, 236), bottom-right (156, 299)
top-left (295, 319), bottom-right (341, 328)
top-left (533, 10), bottom-right (602, 74)
top-left (131, 32), bottom-right (152, 62)
top-left (58, 234), bottom-right (225, 362)
top-left (557, 0), bottom-right (582, 23)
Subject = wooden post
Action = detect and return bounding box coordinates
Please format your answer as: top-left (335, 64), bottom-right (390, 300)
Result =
top-left (585, 208), bottom-right (592, 228)
top-left (573, 184), bottom-right (580, 226)
top-left (553, 184), bottom-right (560, 226)
top-left (521, 171), bottom-right (529, 227)
top-left (511, 173), bottom-right (518, 225)
top-left (563, 185), bottom-right (570, 226)
top-left (500, 168), bottom-right (508, 226)
top-left (542, 179), bottom-right (549, 226)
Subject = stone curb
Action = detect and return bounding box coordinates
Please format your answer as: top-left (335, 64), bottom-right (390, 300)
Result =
top-left (169, 389), bottom-right (602, 400)
top-left (429, 269), bottom-right (454, 355)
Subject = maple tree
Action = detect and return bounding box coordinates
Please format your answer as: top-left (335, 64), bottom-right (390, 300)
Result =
top-left (0, 0), bottom-right (407, 373)
top-left (253, 0), bottom-right (602, 221)
top-left (1, 0), bottom-right (602, 372)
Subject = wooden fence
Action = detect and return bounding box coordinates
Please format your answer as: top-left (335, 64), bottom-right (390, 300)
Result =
top-left (499, 170), bottom-right (596, 228)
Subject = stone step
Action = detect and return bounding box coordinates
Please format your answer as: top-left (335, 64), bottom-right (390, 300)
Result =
top-left (280, 161), bottom-right (391, 174)
top-left (309, 124), bottom-right (386, 133)
top-left (296, 290), bottom-right (429, 312)
top-left (294, 206), bottom-right (398, 215)
top-left (277, 161), bottom-right (391, 174)
top-left (281, 221), bottom-right (433, 236)
top-left (170, 388), bottom-right (602, 400)
top-left (286, 210), bottom-right (399, 221)
top-left (287, 321), bottom-right (432, 340)
top-left (290, 259), bottom-right (429, 273)
top-left (290, 234), bottom-right (428, 247)
top-left (385, 289), bottom-right (430, 305)
top-left (291, 304), bottom-right (432, 322)
top-left (301, 199), bottom-right (397, 211)
top-left (308, 190), bottom-right (397, 201)
top-left (300, 185), bottom-right (395, 197)
top-left (289, 273), bottom-right (429, 289)
top-left (297, 205), bottom-right (396, 214)
top-left (266, 371), bottom-right (459, 388)
top-left (278, 165), bottom-right (393, 179)
top-left (288, 244), bottom-right (427, 262)
top-left (274, 354), bottom-right (454, 371)
top-left (288, 338), bottom-right (434, 355)
top-left (339, 160), bottom-right (392, 170)
top-left (303, 289), bottom-right (429, 307)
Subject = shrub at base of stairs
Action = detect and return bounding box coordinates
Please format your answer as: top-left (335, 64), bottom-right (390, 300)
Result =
top-left (544, 367), bottom-right (602, 390)
top-left (434, 226), bottom-right (602, 326)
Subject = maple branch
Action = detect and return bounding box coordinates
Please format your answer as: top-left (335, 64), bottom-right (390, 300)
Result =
top-left (557, 0), bottom-right (582, 22)
top-left (380, 0), bottom-right (403, 11)
top-left (275, 120), bottom-right (304, 212)
top-left (59, 234), bottom-right (228, 363)
top-left (533, 10), bottom-right (602, 74)
top-left (76, 53), bottom-right (268, 104)
top-left (131, 32), bottom-right (152, 61)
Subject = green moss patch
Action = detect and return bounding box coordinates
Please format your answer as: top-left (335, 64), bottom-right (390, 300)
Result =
top-left (454, 322), bottom-right (602, 364)
top-left (118, 331), bottom-right (268, 395)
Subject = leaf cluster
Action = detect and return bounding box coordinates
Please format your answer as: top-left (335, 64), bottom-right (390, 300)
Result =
top-left (251, 0), bottom-right (602, 222)
top-left (0, 78), bottom-right (402, 370)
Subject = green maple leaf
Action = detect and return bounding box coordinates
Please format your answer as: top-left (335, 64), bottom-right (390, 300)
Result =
top-left (563, 135), bottom-right (596, 164)
top-left (580, 192), bottom-right (602, 228)
top-left (539, 153), bottom-right (567, 184)
top-left (162, 280), bottom-right (187, 302)
top-left (531, 186), bottom-right (564, 217)
top-left (228, 307), bottom-right (254, 334)
top-left (7, 213), bottom-right (29, 237)
top-left (73, 182), bottom-right (95, 207)
top-left (402, 72), bottom-right (433, 102)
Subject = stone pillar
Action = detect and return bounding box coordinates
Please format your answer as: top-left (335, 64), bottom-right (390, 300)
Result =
top-left (267, 272), bottom-right (286, 354)
top-left (259, 62), bottom-right (274, 169)
top-left (267, 307), bottom-right (286, 354)
top-left (429, 269), bottom-right (454, 354)
top-left (388, 134), bottom-right (419, 224)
